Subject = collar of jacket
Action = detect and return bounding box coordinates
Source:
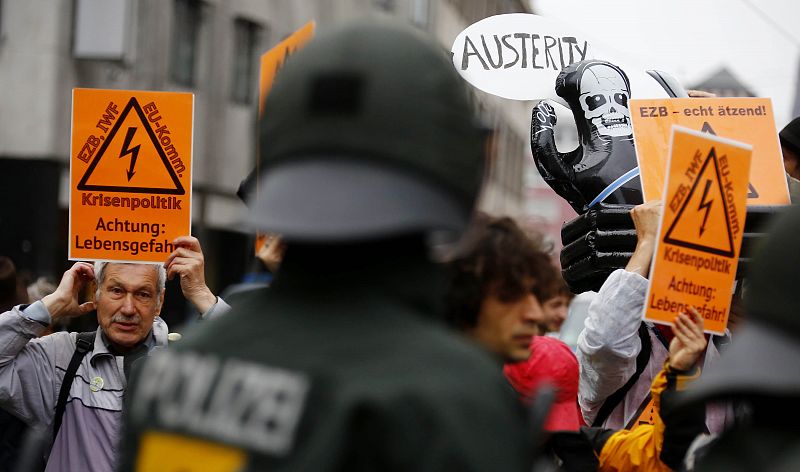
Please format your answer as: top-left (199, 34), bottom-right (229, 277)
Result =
top-left (272, 236), bottom-right (448, 321)
top-left (92, 316), bottom-right (169, 364)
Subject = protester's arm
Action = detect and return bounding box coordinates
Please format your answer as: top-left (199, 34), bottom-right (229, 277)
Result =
top-left (200, 297), bottom-right (230, 321)
top-left (624, 200), bottom-right (662, 278)
top-left (593, 309), bottom-right (707, 472)
top-left (165, 236), bottom-right (229, 319)
top-left (0, 263), bottom-right (95, 425)
top-left (577, 201), bottom-right (662, 420)
top-left (658, 309), bottom-right (708, 470)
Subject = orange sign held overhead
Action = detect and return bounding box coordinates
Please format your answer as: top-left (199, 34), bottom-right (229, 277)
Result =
top-left (70, 89), bottom-right (193, 263)
top-left (631, 97), bottom-right (788, 206)
top-left (644, 126), bottom-right (752, 335)
top-left (259, 21), bottom-right (315, 114)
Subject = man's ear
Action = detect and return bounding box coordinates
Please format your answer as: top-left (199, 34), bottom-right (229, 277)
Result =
top-left (156, 291), bottom-right (165, 315)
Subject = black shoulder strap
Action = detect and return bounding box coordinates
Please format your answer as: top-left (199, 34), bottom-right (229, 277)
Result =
top-left (53, 330), bottom-right (96, 439)
top-left (591, 322), bottom-right (652, 427)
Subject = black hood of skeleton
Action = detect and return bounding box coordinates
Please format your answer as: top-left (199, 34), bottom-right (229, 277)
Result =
top-left (556, 60), bottom-right (635, 173)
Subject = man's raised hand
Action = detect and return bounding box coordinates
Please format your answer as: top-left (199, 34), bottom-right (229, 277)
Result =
top-left (165, 236), bottom-right (217, 313)
top-left (41, 262), bottom-right (96, 322)
top-left (625, 200), bottom-right (663, 278)
top-left (669, 307), bottom-right (708, 371)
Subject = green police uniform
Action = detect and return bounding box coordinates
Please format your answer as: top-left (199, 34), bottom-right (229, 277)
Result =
top-left (680, 204), bottom-right (800, 471)
top-left (119, 242), bottom-right (531, 471)
top-left (118, 18), bottom-right (534, 472)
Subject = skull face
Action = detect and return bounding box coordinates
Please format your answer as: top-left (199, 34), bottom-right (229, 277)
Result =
top-left (578, 64), bottom-right (632, 137)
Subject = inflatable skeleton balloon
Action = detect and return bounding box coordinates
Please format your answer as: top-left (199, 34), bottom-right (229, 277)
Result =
top-left (531, 60), bottom-right (643, 214)
top-left (535, 59), bottom-right (677, 293)
top-left (538, 59), bottom-right (778, 294)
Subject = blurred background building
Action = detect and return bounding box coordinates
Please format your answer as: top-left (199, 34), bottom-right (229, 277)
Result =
top-left (690, 67), bottom-right (756, 98)
top-left (0, 0), bottom-right (575, 323)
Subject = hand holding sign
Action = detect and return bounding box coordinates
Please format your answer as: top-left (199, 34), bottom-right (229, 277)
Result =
top-left (165, 236), bottom-right (217, 314)
top-left (631, 200), bottom-right (662, 242)
top-left (625, 200), bottom-right (663, 278)
top-left (668, 308), bottom-right (707, 371)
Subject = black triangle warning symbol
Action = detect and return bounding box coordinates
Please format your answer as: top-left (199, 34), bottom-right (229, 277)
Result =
top-left (700, 121), bottom-right (758, 199)
top-left (77, 97), bottom-right (185, 195)
top-left (700, 121), bottom-right (716, 135)
top-left (747, 182), bottom-right (759, 198)
top-left (663, 147), bottom-right (735, 258)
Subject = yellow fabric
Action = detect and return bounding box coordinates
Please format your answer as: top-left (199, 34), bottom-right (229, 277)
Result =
top-left (135, 431), bottom-right (246, 472)
top-left (597, 362), bottom-right (699, 472)
top-left (672, 363), bottom-right (701, 391)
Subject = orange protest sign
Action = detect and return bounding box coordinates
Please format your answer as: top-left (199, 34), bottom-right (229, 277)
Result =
top-left (259, 21), bottom-right (315, 114)
top-left (631, 97), bottom-right (788, 206)
top-left (644, 126), bottom-right (752, 334)
top-left (69, 89), bottom-right (193, 263)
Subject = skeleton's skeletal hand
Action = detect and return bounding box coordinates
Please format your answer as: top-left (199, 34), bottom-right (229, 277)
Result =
top-left (532, 100), bottom-right (558, 134)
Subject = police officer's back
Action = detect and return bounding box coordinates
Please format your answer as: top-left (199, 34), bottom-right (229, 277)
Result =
top-left (118, 20), bottom-right (531, 471)
top-left (681, 204), bottom-right (800, 471)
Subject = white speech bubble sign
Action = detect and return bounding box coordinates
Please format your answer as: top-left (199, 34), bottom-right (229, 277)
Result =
top-left (452, 14), bottom-right (672, 102)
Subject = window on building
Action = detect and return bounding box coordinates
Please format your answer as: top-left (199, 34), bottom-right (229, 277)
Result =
top-left (72, 0), bottom-right (128, 60)
top-left (170, 0), bottom-right (203, 86)
top-left (411, 0), bottom-right (430, 27)
top-left (374, 0), bottom-right (395, 12)
top-left (231, 18), bottom-right (262, 105)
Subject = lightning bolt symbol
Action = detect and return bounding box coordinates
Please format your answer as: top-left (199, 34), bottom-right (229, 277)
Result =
top-left (119, 127), bottom-right (140, 182)
top-left (697, 179), bottom-right (713, 237)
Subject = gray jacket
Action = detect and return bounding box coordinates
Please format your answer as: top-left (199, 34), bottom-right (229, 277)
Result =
top-left (0, 299), bottom-right (229, 472)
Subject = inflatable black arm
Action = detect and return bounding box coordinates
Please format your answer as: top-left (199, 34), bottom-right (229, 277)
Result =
top-left (530, 100), bottom-right (586, 211)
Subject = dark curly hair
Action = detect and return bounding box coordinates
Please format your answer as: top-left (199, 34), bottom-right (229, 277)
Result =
top-left (542, 273), bottom-right (575, 303)
top-left (445, 213), bottom-right (558, 330)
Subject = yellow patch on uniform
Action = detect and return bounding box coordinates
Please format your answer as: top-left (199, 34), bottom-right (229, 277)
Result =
top-left (135, 431), bottom-right (246, 472)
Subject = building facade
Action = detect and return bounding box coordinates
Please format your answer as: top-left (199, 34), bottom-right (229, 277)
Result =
top-left (0, 0), bottom-right (566, 318)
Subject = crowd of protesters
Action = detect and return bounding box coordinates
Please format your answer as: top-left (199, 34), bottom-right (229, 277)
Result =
top-left (2, 18), bottom-right (800, 472)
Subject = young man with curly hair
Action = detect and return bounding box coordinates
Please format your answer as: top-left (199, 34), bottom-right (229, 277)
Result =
top-left (446, 213), bottom-right (557, 362)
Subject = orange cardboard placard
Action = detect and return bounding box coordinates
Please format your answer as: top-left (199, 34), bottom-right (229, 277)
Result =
top-left (69, 88), bottom-right (193, 263)
top-left (631, 97), bottom-right (787, 206)
top-left (644, 126), bottom-right (752, 334)
top-left (259, 21), bottom-right (315, 114)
